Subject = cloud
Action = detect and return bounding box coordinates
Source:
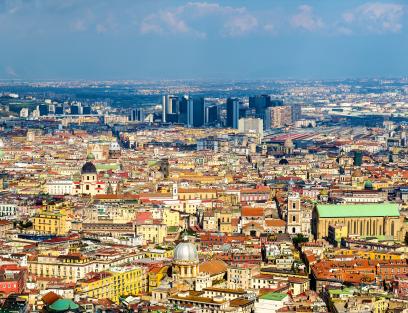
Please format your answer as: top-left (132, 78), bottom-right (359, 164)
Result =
top-left (336, 26), bottom-right (353, 35)
top-left (139, 2), bottom-right (258, 38)
top-left (291, 5), bottom-right (323, 31)
top-left (182, 2), bottom-right (246, 16)
top-left (342, 2), bottom-right (404, 33)
top-left (0, 0), bottom-right (24, 15)
top-left (71, 19), bottom-right (87, 31)
top-left (263, 23), bottom-right (276, 34)
top-left (223, 14), bottom-right (258, 37)
top-left (159, 11), bottom-right (190, 33)
top-left (4, 66), bottom-right (18, 78)
top-left (140, 16), bottom-right (163, 34)
top-left (95, 14), bottom-right (117, 34)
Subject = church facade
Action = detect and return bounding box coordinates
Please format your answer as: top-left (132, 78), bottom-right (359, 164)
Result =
top-left (312, 203), bottom-right (404, 241)
top-left (73, 154), bottom-right (107, 196)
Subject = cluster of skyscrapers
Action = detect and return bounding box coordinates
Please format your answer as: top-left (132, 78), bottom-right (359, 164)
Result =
top-left (162, 94), bottom-right (301, 130)
top-left (162, 95), bottom-right (217, 127)
top-left (38, 101), bottom-right (92, 117)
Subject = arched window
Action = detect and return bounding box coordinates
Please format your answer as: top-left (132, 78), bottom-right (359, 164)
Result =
top-left (292, 216), bottom-right (296, 222)
top-left (292, 227), bottom-right (296, 234)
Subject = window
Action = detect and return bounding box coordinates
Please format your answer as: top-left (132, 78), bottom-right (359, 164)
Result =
top-left (292, 216), bottom-right (296, 222)
top-left (86, 185), bottom-right (90, 191)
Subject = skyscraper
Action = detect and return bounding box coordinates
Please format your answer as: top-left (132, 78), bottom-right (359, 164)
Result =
top-left (129, 108), bottom-right (145, 122)
top-left (55, 105), bottom-right (64, 115)
top-left (178, 96), bottom-right (189, 125)
top-left (187, 97), bottom-right (205, 127)
top-left (249, 95), bottom-right (271, 117)
top-left (70, 103), bottom-right (82, 115)
top-left (82, 106), bottom-right (92, 115)
top-left (38, 104), bottom-right (49, 116)
top-left (206, 104), bottom-right (218, 125)
top-left (162, 95), bottom-right (179, 123)
top-left (265, 106), bottom-right (292, 129)
top-left (290, 104), bottom-right (302, 122)
top-left (226, 98), bottom-right (239, 129)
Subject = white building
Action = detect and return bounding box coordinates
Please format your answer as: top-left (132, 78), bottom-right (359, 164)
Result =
top-left (255, 292), bottom-right (289, 313)
top-left (46, 180), bottom-right (74, 195)
top-left (0, 203), bottom-right (17, 219)
top-left (238, 118), bottom-right (263, 138)
top-left (20, 108), bottom-right (29, 118)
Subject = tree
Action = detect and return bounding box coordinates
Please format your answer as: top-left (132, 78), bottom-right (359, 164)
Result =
top-left (293, 234), bottom-right (309, 246)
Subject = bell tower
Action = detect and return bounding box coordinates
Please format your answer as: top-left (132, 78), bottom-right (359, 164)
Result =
top-left (287, 192), bottom-right (301, 235)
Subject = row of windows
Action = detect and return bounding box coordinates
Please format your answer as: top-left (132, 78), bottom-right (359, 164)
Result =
top-left (0, 207), bottom-right (15, 211)
top-left (0, 283), bottom-right (17, 289)
top-left (35, 219), bottom-right (59, 224)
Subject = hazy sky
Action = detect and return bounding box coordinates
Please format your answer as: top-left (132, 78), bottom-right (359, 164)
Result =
top-left (1, 0), bottom-right (407, 80)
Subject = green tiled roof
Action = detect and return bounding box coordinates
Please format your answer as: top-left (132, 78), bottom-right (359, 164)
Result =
top-left (95, 163), bottom-right (120, 171)
top-left (49, 299), bottom-right (79, 311)
top-left (329, 287), bottom-right (354, 295)
top-left (260, 292), bottom-right (288, 301)
top-left (167, 226), bottom-right (179, 233)
top-left (317, 203), bottom-right (399, 218)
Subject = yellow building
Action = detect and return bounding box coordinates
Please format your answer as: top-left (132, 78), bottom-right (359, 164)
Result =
top-left (33, 204), bottom-right (69, 235)
top-left (163, 209), bottom-right (180, 227)
top-left (328, 223), bottom-right (348, 246)
top-left (148, 266), bottom-right (168, 292)
top-left (145, 248), bottom-right (174, 259)
top-left (76, 265), bottom-right (147, 303)
top-left (214, 210), bottom-right (233, 234)
top-left (136, 223), bottom-right (167, 244)
top-left (29, 254), bottom-right (94, 282)
top-left (333, 249), bottom-right (403, 261)
top-left (178, 188), bottom-right (218, 201)
top-left (29, 252), bottom-right (144, 282)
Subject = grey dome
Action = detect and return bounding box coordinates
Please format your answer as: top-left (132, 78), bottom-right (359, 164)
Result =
top-left (174, 242), bottom-right (198, 262)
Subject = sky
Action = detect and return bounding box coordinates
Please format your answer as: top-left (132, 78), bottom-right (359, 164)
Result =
top-left (0, 0), bottom-right (407, 81)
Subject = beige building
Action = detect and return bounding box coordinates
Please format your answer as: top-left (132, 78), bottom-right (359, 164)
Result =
top-left (313, 203), bottom-right (403, 240)
top-left (227, 264), bottom-right (260, 290)
top-left (135, 223), bottom-right (167, 244)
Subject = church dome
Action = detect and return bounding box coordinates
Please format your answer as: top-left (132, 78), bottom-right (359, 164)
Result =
top-left (279, 158), bottom-right (289, 165)
top-left (174, 239), bottom-right (198, 263)
top-left (364, 180), bottom-right (373, 190)
top-left (81, 161), bottom-right (97, 174)
top-left (86, 153), bottom-right (95, 160)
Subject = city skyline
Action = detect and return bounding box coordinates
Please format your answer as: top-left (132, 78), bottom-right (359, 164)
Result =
top-left (1, 0), bottom-right (407, 80)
